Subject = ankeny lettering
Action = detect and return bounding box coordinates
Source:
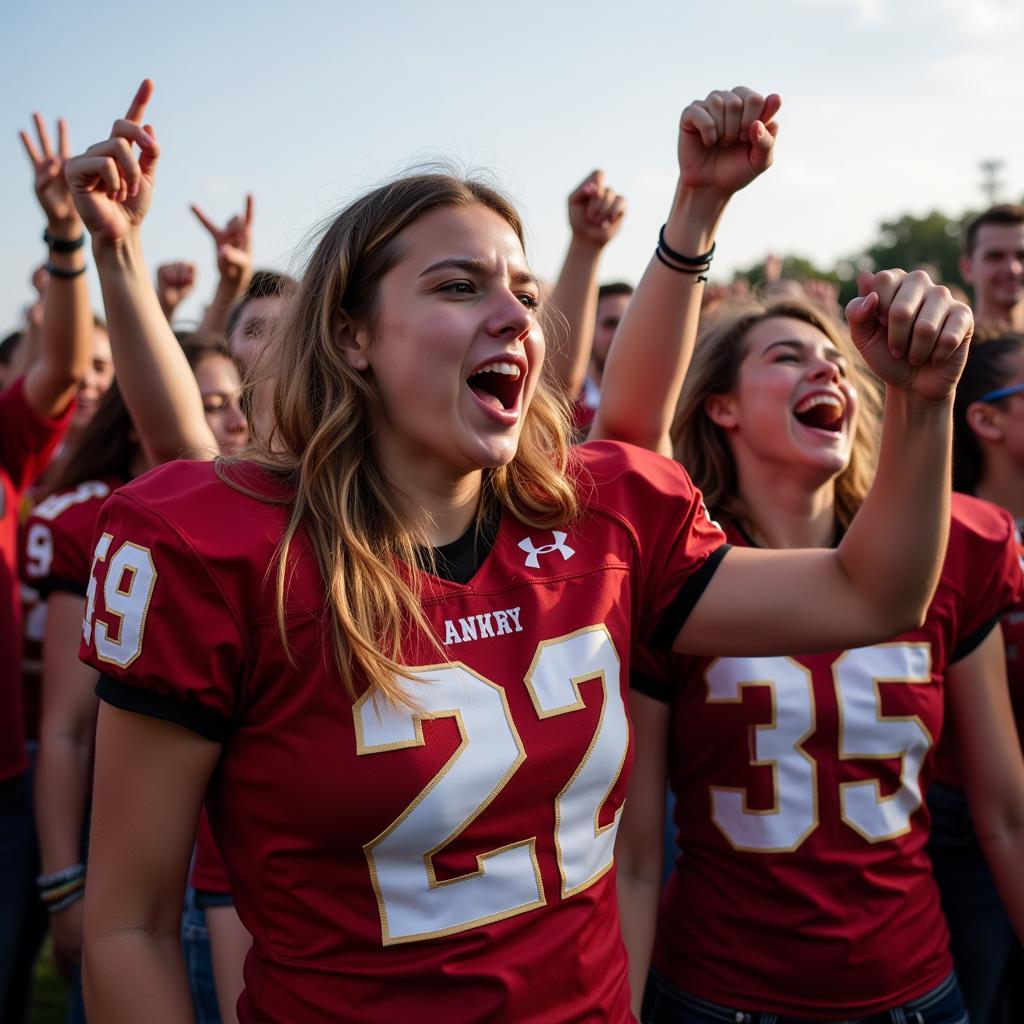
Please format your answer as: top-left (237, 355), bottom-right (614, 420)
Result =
top-left (443, 607), bottom-right (524, 646)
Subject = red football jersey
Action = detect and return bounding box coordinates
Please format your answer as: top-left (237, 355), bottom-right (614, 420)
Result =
top-left (80, 441), bottom-right (727, 1023)
top-left (191, 808), bottom-right (232, 896)
top-left (0, 377), bottom-right (74, 782)
top-left (638, 493), bottom-right (1023, 1020)
top-left (20, 479), bottom-right (119, 741)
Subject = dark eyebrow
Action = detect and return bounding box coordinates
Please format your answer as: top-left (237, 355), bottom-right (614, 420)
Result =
top-left (762, 338), bottom-right (846, 362)
top-left (418, 257), bottom-right (538, 289)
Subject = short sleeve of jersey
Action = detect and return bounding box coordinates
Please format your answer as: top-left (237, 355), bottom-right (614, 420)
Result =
top-left (80, 490), bottom-right (245, 741)
top-left (191, 808), bottom-right (232, 896)
top-left (0, 377), bottom-right (74, 493)
top-left (947, 494), bottom-right (1024, 662)
top-left (22, 484), bottom-right (111, 598)
top-left (576, 441), bottom-right (730, 649)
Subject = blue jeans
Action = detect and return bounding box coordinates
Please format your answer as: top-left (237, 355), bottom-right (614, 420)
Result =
top-left (641, 967), bottom-right (968, 1024)
top-left (927, 781), bottom-right (1015, 1024)
top-left (182, 885), bottom-right (222, 1024)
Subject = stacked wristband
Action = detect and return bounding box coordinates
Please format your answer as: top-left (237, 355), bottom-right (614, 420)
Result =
top-left (37, 863), bottom-right (85, 913)
top-left (43, 228), bottom-right (87, 278)
top-left (655, 224), bottom-right (715, 282)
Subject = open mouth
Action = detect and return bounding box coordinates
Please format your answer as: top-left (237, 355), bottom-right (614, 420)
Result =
top-left (793, 393), bottom-right (844, 433)
top-left (467, 361), bottom-right (523, 414)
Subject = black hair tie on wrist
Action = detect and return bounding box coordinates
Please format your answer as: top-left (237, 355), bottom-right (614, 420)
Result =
top-left (658, 225), bottom-right (715, 266)
top-left (42, 229), bottom-right (85, 253)
top-left (45, 262), bottom-right (86, 279)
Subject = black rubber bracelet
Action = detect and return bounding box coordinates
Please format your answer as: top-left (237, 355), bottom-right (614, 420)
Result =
top-left (654, 248), bottom-right (710, 281)
top-left (658, 225), bottom-right (715, 266)
top-left (45, 262), bottom-right (86, 279)
top-left (42, 229), bottom-right (85, 253)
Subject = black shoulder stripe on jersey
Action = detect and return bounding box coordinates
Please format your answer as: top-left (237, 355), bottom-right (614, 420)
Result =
top-left (34, 577), bottom-right (87, 599)
top-left (194, 890), bottom-right (235, 909)
top-left (630, 671), bottom-right (671, 704)
top-left (96, 675), bottom-right (232, 742)
top-left (951, 613), bottom-right (1002, 664)
top-left (651, 543), bottom-right (731, 651)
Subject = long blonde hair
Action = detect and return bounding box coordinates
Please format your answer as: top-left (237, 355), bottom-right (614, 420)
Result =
top-left (228, 173), bottom-right (578, 705)
top-left (673, 298), bottom-right (881, 533)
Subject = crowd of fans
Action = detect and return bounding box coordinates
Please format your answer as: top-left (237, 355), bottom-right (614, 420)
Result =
top-left (1, 79), bottom-right (1023, 1024)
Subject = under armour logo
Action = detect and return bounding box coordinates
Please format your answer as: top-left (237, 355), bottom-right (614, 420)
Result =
top-left (518, 531), bottom-right (575, 569)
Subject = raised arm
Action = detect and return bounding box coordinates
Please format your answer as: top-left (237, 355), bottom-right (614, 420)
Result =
top-left (547, 171), bottom-right (626, 400)
top-left (65, 80), bottom-right (216, 461)
top-left (192, 195), bottom-right (254, 338)
top-left (676, 270), bottom-right (972, 655)
top-left (155, 260), bottom-right (198, 323)
top-left (19, 114), bottom-right (93, 419)
top-left (590, 88), bottom-right (780, 455)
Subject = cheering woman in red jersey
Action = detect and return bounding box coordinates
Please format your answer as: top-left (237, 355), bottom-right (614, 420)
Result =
top-left (69, 81), bottom-right (969, 1023)
top-left (603, 89), bottom-right (1024, 1024)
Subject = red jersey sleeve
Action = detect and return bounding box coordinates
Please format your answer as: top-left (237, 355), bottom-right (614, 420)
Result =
top-left (79, 488), bottom-right (245, 740)
top-left (946, 493), bottom-right (1024, 662)
top-left (575, 441), bottom-right (729, 649)
top-left (191, 808), bottom-right (233, 896)
top-left (0, 376), bottom-right (74, 493)
top-left (23, 481), bottom-right (114, 598)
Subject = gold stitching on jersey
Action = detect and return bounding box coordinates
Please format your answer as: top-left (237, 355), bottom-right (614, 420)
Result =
top-left (354, 663), bottom-right (544, 945)
top-left (705, 657), bottom-right (819, 854)
top-left (523, 625), bottom-right (629, 899)
top-left (93, 540), bottom-right (158, 670)
top-left (833, 642), bottom-right (934, 844)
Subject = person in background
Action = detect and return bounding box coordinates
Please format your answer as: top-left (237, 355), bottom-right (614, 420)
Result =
top-left (546, 170), bottom-right (627, 434)
top-left (960, 204), bottom-right (1024, 332)
top-left (927, 330), bottom-right (1024, 1024)
top-left (1, 108), bottom-right (94, 1019)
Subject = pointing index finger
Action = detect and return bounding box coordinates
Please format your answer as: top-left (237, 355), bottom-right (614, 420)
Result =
top-left (190, 203), bottom-right (221, 238)
top-left (125, 79), bottom-right (154, 124)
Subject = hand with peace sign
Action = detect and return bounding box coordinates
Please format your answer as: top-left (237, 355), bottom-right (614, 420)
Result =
top-left (19, 114), bottom-right (79, 233)
top-left (65, 80), bottom-right (159, 247)
top-left (678, 87), bottom-right (781, 200)
top-left (191, 194), bottom-right (254, 293)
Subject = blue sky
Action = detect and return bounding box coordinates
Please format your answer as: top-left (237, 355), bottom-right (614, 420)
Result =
top-left (2, 0), bottom-right (1022, 330)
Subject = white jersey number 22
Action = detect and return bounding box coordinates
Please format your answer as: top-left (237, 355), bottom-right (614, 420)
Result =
top-left (354, 626), bottom-right (628, 945)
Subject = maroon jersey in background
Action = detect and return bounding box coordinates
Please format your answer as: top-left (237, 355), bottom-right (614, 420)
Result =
top-left (20, 479), bottom-right (119, 742)
top-left (80, 441), bottom-right (727, 1024)
top-left (0, 378), bottom-right (74, 782)
top-left (635, 493), bottom-right (1023, 1021)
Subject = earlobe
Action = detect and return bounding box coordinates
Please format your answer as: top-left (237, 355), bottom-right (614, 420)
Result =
top-left (966, 401), bottom-right (1003, 443)
top-left (332, 310), bottom-right (370, 372)
top-left (704, 393), bottom-right (738, 429)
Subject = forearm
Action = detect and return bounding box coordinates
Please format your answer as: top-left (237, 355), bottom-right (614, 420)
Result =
top-left (547, 240), bottom-right (602, 398)
top-left (84, 929), bottom-right (195, 1023)
top-left (616, 870), bottom-right (660, 1017)
top-left (199, 276), bottom-right (249, 338)
top-left (977, 817), bottom-right (1024, 942)
top-left (34, 732), bottom-right (93, 873)
top-left (25, 217), bottom-right (92, 416)
top-left (95, 237), bottom-right (216, 460)
top-left (837, 389), bottom-right (952, 630)
top-left (590, 185), bottom-right (726, 455)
